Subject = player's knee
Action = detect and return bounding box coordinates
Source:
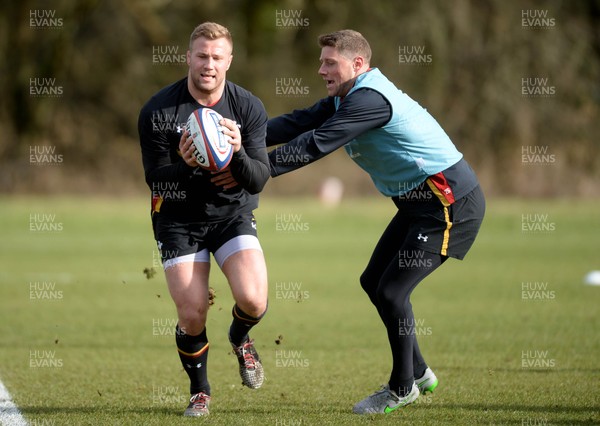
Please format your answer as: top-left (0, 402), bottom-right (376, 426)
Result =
top-left (360, 270), bottom-right (380, 304)
top-left (177, 306), bottom-right (207, 335)
top-left (235, 293), bottom-right (268, 318)
top-left (359, 271), bottom-right (368, 290)
top-left (375, 283), bottom-right (402, 312)
top-left (235, 298), bottom-right (267, 319)
top-left (360, 269), bottom-right (374, 292)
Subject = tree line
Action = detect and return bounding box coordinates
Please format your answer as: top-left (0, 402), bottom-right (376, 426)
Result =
top-left (0, 0), bottom-right (598, 197)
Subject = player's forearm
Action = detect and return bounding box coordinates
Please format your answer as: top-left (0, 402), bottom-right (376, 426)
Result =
top-left (266, 98), bottom-right (335, 147)
top-left (268, 131), bottom-right (328, 177)
top-left (229, 145), bottom-right (270, 194)
top-left (139, 111), bottom-right (196, 187)
top-left (142, 155), bottom-right (195, 188)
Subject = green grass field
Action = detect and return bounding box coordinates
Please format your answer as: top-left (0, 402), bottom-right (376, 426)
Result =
top-left (1, 196), bottom-right (599, 425)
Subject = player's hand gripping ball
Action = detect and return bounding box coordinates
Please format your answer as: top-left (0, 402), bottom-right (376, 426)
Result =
top-left (186, 108), bottom-right (233, 172)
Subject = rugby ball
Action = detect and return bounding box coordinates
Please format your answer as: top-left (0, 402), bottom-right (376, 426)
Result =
top-left (186, 108), bottom-right (233, 172)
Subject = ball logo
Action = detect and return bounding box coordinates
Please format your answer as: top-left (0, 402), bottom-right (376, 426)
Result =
top-left (206, 111), bottom-right (229, 154)
top-left (186, 108), bottom-right (233, 171)
top-left (195, 151), bottom-right (206, 165)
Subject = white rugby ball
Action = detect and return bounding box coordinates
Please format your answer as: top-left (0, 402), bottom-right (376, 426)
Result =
top-left (186, 108), bottom-right (233, 172)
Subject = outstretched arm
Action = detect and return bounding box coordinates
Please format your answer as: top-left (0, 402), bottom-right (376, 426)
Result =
top-left (266, 97), bottom-right (336, 147)
top-left (268, 88), bottom-right (392, 177)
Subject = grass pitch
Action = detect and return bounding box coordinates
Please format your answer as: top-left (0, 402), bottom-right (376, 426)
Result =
top-left (0, 196), bottom-right (599, 425)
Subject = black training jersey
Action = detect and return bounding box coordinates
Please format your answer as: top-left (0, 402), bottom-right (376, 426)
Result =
top-left (139, 78), bottom-right (269, 223)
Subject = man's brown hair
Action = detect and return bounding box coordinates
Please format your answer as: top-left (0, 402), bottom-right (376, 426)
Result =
top-left (318, 29), bottom-right (371, 63)
top-left (189, 22), bottom-right (233, 50)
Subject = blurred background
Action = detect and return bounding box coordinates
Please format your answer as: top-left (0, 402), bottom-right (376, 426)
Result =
top-left (1, 0), bottom-right (599, 199)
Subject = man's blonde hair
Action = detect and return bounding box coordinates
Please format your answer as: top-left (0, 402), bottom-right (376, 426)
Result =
top-left (318, 29), bottom-right (371, 63)
top-left (189, 22), bottom-right (233, 50)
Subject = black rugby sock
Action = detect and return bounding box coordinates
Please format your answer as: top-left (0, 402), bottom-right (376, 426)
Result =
top-left (228, 304), bottom-right (266, 346)
top-left (175, 325), bottom-right (210, 395)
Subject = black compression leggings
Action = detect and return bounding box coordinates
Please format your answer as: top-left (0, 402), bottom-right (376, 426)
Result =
top-left (360, 213), bottom-right (448, 394)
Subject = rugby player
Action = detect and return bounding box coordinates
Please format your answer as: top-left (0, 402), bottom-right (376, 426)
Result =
top-left (138, 22), bottom-right (269, 417)
top-left (267, 29), bottom-right (485, 414)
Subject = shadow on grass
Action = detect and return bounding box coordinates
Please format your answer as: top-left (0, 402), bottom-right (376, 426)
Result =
top-left (20, 405), bottom-right (180, 416)
top-left (414, 402), bottom-right (598, 425)
top-left (18, 401), bottom-right (598, 425)
top-left (417, 402), bottom-right (598, 413)
top-left (438, 366), bottom-right (600, 374)
top-left (19, 403), bottom-right (348, 418)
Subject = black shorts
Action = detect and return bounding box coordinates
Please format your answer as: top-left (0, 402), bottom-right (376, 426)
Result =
top-left (393, 185), bottom-right (485, 260)
top-left (152, 212), bottom-right (261, 268)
